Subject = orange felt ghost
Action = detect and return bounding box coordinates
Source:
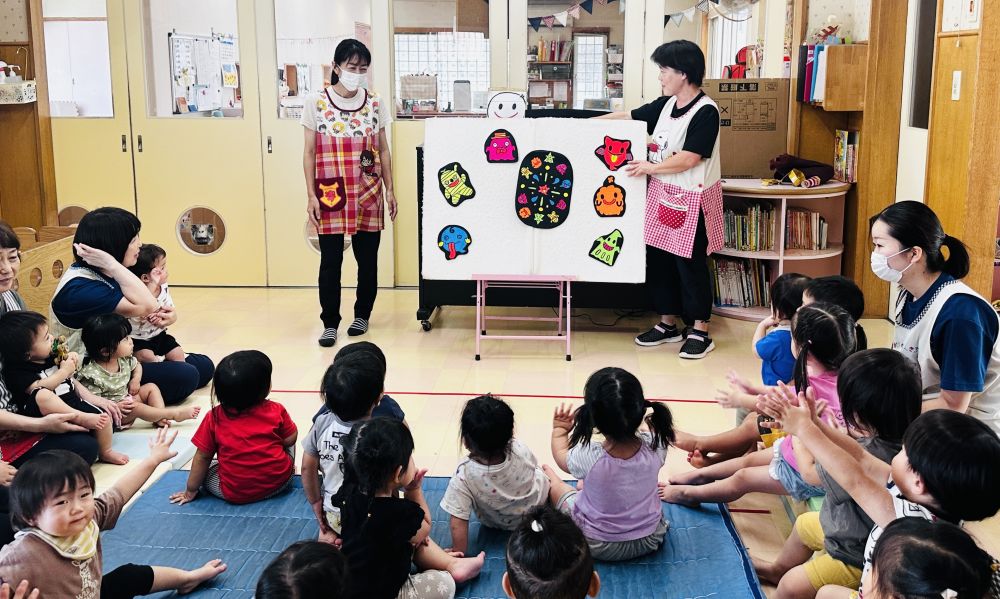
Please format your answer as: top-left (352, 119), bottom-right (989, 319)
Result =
top-left (593, 176), bottom-right (626, 217)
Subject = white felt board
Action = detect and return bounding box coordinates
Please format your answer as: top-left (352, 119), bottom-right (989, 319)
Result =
top-left (421, 118), bottom-right (647, 283)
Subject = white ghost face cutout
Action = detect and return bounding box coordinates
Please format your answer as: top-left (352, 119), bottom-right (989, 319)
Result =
top-left (487, 92), bottom-right (527, 118)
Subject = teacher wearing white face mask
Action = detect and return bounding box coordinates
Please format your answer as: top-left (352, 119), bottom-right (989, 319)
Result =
top-left (302, 38), bottom-right (397, 347)
top-left (870, 201), bottom-right (1000, 435)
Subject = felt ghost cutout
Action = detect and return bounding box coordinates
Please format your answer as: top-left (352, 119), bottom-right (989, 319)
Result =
top-left (593, 176), bottom-right (626, 217)
top-left (438, 225), bottom-right (472, 260)
top-left (487, 91), bottom-right (527, 118)
top-left (589, 229), bottom-right (624, 266)
top-left (515, 150), bottom-right (573, 229)
top-left (484, 129), bottom-right (519, 163)
top-left (437, 163), bottom-right (476, 206)
top-left (594, 136), bottom-right (634, 171)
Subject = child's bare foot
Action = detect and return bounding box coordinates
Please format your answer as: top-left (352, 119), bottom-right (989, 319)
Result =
top-left (99, 449), bottom-right (129, 465)
top-left (751, 556), bottom-right (780, 585)
top-left (688, 449), bottom-right (716, 468)
top-left (657, 481), bottom-right (699, 506)
top-left (154, 419), bottom-right (171, 428)
top-left (542, 463), bottom-right (561, 483)
top-left (669, 468), bottom-right (708, 486)
top-left (447, 551), bottom-right (485, 583)
top-left (75, 412), bottom-right (109, 430)
top-left (177, 559), bottom-right (227, 594)
top-left (673, 431), bottom-right (698, 452)
top-left (170, 406), bottom-right (201, 423)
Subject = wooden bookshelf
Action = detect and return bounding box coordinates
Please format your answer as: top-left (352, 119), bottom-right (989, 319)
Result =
top-left (811, 44), bottom-right (868, 112)
top-left (711, 179), bottom-right (850, 321)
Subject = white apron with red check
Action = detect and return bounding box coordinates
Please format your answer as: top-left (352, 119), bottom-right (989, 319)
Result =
top-left (313, 88), bottom-right (385, 235)
top-left (644, 94), bottom-right (724, 259)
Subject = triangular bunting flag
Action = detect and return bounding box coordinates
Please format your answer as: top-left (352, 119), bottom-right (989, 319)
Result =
top-left (673, 13), bottom-right (685, 26)
top-left (568, 4), bottom-right (581, 18)
top-left (683, 6), bottom-right (696, 21)
top-left (580, 0), bottom-right (594, 14)
top-left (529, 16), bottom-right (542, 31)
top-left (696, 0), bottom-right (710, 13)
top-left (554, 10), bottom-right (568, 25)
top-left (542, 15), bottom-right (555, 28)
top-left (664, 14), bottom-right (670, 26)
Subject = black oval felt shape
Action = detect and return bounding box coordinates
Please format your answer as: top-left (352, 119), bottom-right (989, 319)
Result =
top-left (514, 150), bottom-right (573, 229)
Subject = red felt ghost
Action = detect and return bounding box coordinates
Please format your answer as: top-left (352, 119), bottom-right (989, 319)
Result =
top-left (594, 136), bottom-right (633, 172)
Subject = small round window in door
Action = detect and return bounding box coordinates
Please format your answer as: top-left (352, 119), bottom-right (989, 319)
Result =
top-left (177, 207), bottom-right (227, 255)
top-left (58, 206), bottom-right (88, 226)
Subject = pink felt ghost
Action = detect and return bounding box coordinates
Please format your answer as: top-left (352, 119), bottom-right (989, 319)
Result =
top-left (484, 129), bottom-right (519, 163)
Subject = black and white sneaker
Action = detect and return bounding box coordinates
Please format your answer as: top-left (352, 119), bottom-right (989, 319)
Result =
top-left (347, 318), bottom-right (369, 337)
top-left (678, 331), bottom-right (715, 359)
top-left (318, 328), bottom-right (338, 347)
top-left (635, 323), bottom-right (684, 346)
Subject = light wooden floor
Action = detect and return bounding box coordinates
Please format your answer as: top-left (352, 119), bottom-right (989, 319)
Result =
top-left (91, 287), bottom-right (999, 596)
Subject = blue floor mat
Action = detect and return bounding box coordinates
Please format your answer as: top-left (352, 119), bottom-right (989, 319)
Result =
top-left (103, 473), bottom-right (763, 598)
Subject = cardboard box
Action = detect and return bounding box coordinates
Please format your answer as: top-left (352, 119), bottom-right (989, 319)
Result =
top-left (703, 79), bottom-right (790, 179)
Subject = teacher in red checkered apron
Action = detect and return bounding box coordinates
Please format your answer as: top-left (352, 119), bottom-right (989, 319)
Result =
top-left (599, 40), bottom-right (723, 359)
top-left (302, 39), bottom-right (397, 347)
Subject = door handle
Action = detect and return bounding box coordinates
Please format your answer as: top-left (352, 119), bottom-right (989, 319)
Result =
top-left (121, 134), bottom-right (127, 152)
top-left (137, 135), bottom-right (143, 153)
top-left (267, 136), bottom-right (272, 154)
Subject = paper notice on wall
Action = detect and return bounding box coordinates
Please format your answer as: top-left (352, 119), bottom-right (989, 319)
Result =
top-left (941, 0), bottom-right (963, 31)
top-left (222, 63), bottom-right (238, 88)
top-left (553, 82), bottom-right (569, 102)
top-left (962, 0), bottom-right (981, 29)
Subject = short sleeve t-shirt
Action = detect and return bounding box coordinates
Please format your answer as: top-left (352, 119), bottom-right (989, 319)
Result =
top-left (2, 358), bottom-right (74, 410)
top-left (76, 356), bottom-right (137, 402)
top-left (192, 400), bottom-right (297, 504)
top-left (342, 493), bottom-right (425, 599)
top-left (780, 370), bottom-right (843, 470)
top-left (630, 93), bottom-right (721, 158)
top-left (860, 478), bottom-right (939, 583)
top-left (756, 326), bottom-right (795, 386)
top-left (129, 285), bottom-right (174, 341)
top-left (817, 437), bottom-right (901, 568)
top-left (899, 273), bottom-right (1000, 392)
top-left (439, 438), bottom-right (550, 530)
top-left (50, 266), bottom-right (125, 330)
top-left (300, 87), bottom-right (391, 132)
top-left (302, 409), bottom-right (356, 515)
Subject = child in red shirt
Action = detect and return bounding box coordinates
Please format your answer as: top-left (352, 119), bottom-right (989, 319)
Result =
top-left (170, 350), bottom-right (297, 505)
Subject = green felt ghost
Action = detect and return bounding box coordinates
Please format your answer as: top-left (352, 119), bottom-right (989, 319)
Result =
top-left (589, 229), bottom-right (624, 266)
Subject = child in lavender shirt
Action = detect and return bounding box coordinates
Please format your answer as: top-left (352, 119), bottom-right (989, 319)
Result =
top-left (543, 367), bottom-right (674, 561)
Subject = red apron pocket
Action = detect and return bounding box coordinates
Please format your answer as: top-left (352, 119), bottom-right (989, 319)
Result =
top-left (657, 194), bottom-right (689, 229)
top-left (315, 177), bottom-right (347, 212)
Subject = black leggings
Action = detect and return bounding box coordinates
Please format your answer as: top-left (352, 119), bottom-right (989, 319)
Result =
top-left (318, 231), bottom-right (381, 328)
top-left (645, 210), bottom-right (714, 323)
top-left (101, 564), bottom-right (154, 599)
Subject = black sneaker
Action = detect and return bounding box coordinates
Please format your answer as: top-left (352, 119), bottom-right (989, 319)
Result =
top-left (678, 331), bottom-right (715, 359)
top-left (318, 328), bottom-right (338, 347)
top-left (635, 323), bottom-right (684, 346)
top-left (347, 318), bottom-right (369, 337)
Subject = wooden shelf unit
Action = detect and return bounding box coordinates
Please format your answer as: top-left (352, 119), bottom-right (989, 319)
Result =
top-left (805, 44), bottom-right (868, 112)
top-left (711, 179), bottom-right (850, 321)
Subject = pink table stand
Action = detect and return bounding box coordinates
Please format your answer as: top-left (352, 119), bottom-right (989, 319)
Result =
top-left (473, 274), bottom-right (574, 361)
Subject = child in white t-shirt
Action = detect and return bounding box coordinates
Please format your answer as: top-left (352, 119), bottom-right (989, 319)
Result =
top-left (441, 395), bottom-right (549, 554)
top-left (126, 244), bottom-right (185, 363)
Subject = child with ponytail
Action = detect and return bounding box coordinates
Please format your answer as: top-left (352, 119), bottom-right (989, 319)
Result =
top-left (660, 303), bottom-right (857, 505)
top-left (545, 367), bottom-right (674, 562)
top-left (333, 417), bottom-right (484, 599)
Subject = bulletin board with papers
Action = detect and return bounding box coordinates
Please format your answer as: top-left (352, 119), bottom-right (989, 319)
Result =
top-left (168, 32), bottom-right (239, 113)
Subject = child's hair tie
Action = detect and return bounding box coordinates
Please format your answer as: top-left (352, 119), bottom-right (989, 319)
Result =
top-left (940, 590), bottom-right (957, 599)
top-left (530, 520), bottom-right (543, 533)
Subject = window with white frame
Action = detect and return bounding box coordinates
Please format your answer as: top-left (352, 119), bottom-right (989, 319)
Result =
top-left (707, 7), bottom-right (754, 79)
top-left (573, 34), bottom-right (606, 109)
top-left (394, 32), bottom-right (490, 112)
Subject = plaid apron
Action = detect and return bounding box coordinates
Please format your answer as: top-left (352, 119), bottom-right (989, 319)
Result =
top-left (313, 89), bottom-right (384, 235)
top-left (642, 94), bottom-right (724, 259)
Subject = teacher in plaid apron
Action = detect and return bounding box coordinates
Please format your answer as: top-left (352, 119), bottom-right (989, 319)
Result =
top-left (599, 40), bottom-right (722, 359)
top-left (302, 39), bottom-right (397, 347)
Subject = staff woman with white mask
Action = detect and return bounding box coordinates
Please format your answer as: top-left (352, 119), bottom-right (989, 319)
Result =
top-left (302, 39), bottom-right (396, 347)
top-left (871, 201), bottom-right (1000, 435)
